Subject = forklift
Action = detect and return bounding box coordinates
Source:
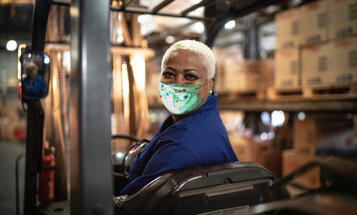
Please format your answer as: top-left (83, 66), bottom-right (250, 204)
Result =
top-left (18, 0), bottom-right (357, 214)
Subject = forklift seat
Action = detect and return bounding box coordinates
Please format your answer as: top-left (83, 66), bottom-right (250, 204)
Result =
top-left (114, 162), bottom-right (289, 215)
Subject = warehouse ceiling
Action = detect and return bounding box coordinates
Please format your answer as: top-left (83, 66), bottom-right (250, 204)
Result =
top-left (0, 4), bottom-right (33, 41)
top-left (0, 0), bottom-right (314, 48)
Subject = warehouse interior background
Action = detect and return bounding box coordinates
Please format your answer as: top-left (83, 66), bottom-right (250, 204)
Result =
top-left (0, 0), bottom-right (357, 214)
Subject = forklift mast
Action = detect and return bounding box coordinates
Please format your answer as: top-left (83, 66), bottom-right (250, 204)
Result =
top-left (26, 0), bottom-right (287, 214)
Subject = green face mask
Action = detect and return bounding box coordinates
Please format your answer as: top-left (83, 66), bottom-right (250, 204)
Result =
top-left (158, 81), bottom-right (202, 115)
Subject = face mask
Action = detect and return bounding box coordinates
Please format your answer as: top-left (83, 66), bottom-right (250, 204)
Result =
top-left (158, 81), bottom-right (202, 115)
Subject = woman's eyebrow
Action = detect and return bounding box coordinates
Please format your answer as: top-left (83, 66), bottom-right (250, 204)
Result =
top-left (165, 66), bottom-right (176, 72)
top-left (183, 68), bottom-right (198, 73)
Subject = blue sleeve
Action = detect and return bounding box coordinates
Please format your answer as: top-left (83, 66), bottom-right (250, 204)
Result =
top-left (120, 143), bottom-right (198, 195)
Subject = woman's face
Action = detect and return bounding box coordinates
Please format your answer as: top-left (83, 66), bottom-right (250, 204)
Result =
top-left (161, 49), bottom-right (214, 107)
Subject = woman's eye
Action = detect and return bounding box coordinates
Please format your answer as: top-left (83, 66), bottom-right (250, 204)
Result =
top-left (162, 71), bottom-right (175, 78)
top-left (185, 74), bottom-right (197, 80)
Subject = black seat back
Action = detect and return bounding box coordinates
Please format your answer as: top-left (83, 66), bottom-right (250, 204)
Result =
top-left (114, 162), bottom-right (289, 215)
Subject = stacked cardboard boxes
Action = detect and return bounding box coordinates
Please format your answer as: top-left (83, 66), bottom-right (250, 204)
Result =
top-left (275, 0), bottom-right (357, 88)
top-left (0, 104), bottom-right (26, 142)
top-left (218, 59), bottom-right (273, 92)
top-left (293, 117), bottom-right (356, 155)
top-left (282, 116), bottom-right (356, 190)
top-left (299, 1), bottom-right (331, 87)
top-left (223, 59), bottom-right (256, 92)
top-left (302, 37), bottom-right (357, 86)
top-left (275, 7), bottom-right (301, 89)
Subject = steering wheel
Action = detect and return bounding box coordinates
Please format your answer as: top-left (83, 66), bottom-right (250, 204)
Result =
top-left (112, 134), bottom-right (150, 179)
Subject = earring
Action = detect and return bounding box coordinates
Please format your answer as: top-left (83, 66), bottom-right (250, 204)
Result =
top-left (209, 90), bottom-right (213, 95)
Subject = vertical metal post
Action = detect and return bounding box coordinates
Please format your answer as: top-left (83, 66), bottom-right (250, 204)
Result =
top-left (69, 0), bottom-right (113, 214)
top-left (244, 16), bottom-right (260, 60)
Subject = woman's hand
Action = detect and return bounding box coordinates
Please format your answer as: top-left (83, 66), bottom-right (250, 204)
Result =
top-left (128, 142), bottom-right (148, 159)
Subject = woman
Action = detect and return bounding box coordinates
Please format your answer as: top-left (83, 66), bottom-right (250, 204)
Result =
top-left (120, 40), bottom-right (238, 195)
top-left (22, 61), bottom-right (48, 99)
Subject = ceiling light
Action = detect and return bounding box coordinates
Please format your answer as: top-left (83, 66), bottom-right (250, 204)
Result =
top-left (165, 36), bottom-right (175, 44)
top-left (224, 20), bottom-right (236, 30)
top-left (6, 40), bottom-right (17, 51)
top-left (192, 22), bottom-right (205, 34)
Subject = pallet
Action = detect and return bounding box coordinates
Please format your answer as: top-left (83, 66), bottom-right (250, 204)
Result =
top-left (268, 83), bottom-right (357, 100)
top-left (218, 90), bottom-right (265, 101)
top-left (302, 83), bottom-right (357, 99)
top-left (267, 87), bottom-right (303, 100)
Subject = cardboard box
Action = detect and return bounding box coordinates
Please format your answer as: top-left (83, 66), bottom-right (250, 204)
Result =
top-left (230, 135), bottom-right (282, 176)
top-left (223, 59), bottom-right (263, 92)
top-left (274, 48), bottom-right (300, 88)
top-left (282, 150), bottom-right (320, 189)
top-left (146, 72), bottom-right (161, 97)
top-left (301, 43), bottom-right (331, 86)
top-left (257, 59), bottom-right (275, 89)
top-left (328, 37), bottom-right (357, 83)
top-left (213, 46), bottom-right (242, 93)
top-left (299, 1), bottom-right (329, 44)
top-left (294, 117), bottom-right (356, 155)
top-left (276, 8), bottom-right (301, 48)
top-left (328, 0), bottom-right (357, 39)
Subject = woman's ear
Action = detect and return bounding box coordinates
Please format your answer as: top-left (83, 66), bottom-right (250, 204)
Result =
top-left (208, 78), bottom-right (214, 91)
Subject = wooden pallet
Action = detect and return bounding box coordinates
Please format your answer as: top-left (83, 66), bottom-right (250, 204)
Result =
top-left (302, 84), bottom-right (357, 99)
top-left (218, 90), bottom-right (265, 100)
top-left (267, 87), bottom-right (303, 100)
top-left (268, 83), bottom-right (357, 100)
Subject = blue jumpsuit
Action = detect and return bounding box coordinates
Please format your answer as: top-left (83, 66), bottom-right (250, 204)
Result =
top-left (120, 94), bottom-right (238, 195)
top-left (22, 74), bottom-right (48, 99)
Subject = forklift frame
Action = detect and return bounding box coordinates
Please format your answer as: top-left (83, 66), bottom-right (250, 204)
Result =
top-left (26, 0), bottom-right (287, 214)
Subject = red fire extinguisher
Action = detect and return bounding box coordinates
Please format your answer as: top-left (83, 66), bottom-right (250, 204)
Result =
top-left (39, 141), bottom-right (55, 206)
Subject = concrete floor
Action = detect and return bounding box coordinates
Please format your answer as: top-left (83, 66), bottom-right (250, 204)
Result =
top-left (0, 141), bottom-right (69, 215)
top-left (0, 141), bottom-right (25, 215)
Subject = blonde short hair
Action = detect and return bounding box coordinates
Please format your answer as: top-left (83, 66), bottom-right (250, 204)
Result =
top-left (161, 40), bottom-right (216, 79)
top-left (25, 61), bottom-right (38, 72)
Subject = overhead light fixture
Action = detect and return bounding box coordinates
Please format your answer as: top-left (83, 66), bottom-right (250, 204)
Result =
top-left (271, 110), bottom-right (285, 127)
top-left (137, 14), bottom-right (153, 24)
top-left (165, 36), bottom-right (175, 44)
top-left (192, 22), bottom-right (205, 34)
top-left (224, 20), bottom-right (236, 30)
top-left (44, 55), bottom-right (50, 64)
top-left (6, 40), bottom-right (17, 51)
